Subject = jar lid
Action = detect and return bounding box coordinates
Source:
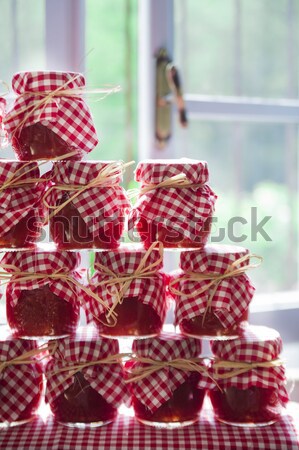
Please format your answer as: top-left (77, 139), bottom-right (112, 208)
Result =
top-left (211, 325), bottom-right (282, 362)
top-left (1, 250), bottom-right (81, 274)
top-left (180, 244), bottom-right (249, 273)
top-left (0, 160), bottom-right (40, 185)
top-left (132, 332), bottom-right (202, 361)
top-left (51, 160), bottom-right (124, 186)
top-left (50, 327), bottom-right (119, 363)
top-left (11, 71), bottom-right (85, 94)
top-left (135, 159), bottom-right (209, 185)
top-left (0, 327), bottom-right (38, 361)
top-left (94, 245), bottom-right (163, 274)
top-left (0, 97), bottom-right (5, 116)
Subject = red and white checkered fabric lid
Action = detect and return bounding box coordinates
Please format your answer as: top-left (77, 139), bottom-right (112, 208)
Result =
top-left (128, 332), bottom-right (202, 413)
top-left (1, 250), bottom-right (82, 307)
top-left (84, 246), bottom-right (168, 325)
top-left (3, 71), bottom-right (98, 153)
top-left (128, 159), bottom-right (217, 241)
top-left (202, 325), bottom-right (288, 404)
top-left (171, 245), bottom-right (255, 328)
top-left (0, 161), bottom-right (46, 237)
top-left (46, 161), bottom-right (131, 237)
top-left (0, 331), bottom-right (43, 422)
top-left (45, 327), bottom-right (129, 408)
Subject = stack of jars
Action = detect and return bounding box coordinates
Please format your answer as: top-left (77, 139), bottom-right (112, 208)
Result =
top-left (0, 71), bottom-right (288, 430)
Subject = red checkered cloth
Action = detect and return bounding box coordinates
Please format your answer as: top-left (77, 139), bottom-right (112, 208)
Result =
top-left (0, 404), bottom-right (299, 450)
top-left (170, 245), bottom-right (255, 328)
top-left (0, 335), bottom-right (43, 422)
top-left (0, 161), bottom-right (47, 238)
top-left (127, 333), bottom-right (203, 413)
top-left (3, 71), bottom-right (98, 154)
top-left (84, 245), bottom-right (168, 325)
top-left (45, 327), bottom-right (130, 408)
top-left (1, 250), bottom-right (82, 308)
top-left (128, 159), bottom-right (217, 242)
top-left (45, 161), bottom-right (131, 237)
top-left (202, 325), bottom-right (288, 405)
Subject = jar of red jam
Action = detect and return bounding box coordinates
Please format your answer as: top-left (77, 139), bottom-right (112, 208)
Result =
top-left (206, 325), bottom-right (288, 426)
top-left (2, 250), bottom-right (81, 338)
top-left (84, 245), bottom-right (168, 338)
top-left (3, 71), bottom-right (98, 160)
top-left (126, 333), bottom-right (206, 428)
top-left (128, 159), bottom-right (217, 248)
top-left (0, 161), bottom-right (46, 249)
top-left (170, 245), bottom-right (256, 339)
top-left (45, 161), bottom-right (130, 249)
top-left (45, 327), bottom-right (129, 427)
top-left (0, 330), bottom-right (43, 428)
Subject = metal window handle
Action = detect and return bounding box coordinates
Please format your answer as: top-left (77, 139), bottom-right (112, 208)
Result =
top-left (155, 48), bottom-right (188, 148)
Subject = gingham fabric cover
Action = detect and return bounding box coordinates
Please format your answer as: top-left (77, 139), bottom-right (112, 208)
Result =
top-left (45, 327), bottom-right (129, 408)
top-left (202, 325), bottom-right (288, 405)
top-left (128, 332), bottom-right (203, 413)
top-left (3, 71), bottom-right (98, 153)
top-left (85, 246), bottom-right (168, 324)
top-left (128, 159), bottom-right (217, 242)
top-left (0, 161), bottom-right (46, 237)
top-left (0, 337), bottom-right (43, 422)
top-left (1, 251), bottom-right (82, 308)
top-left (170, 245), bottom-right (255, 328)
top-left (46, 161), bottom-right (131, 238)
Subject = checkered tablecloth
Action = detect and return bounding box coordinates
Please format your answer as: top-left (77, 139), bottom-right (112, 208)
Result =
top-left (1, 403), bottom-right (298, 450)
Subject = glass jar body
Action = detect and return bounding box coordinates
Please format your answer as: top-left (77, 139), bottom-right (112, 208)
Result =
top-left (0, 209), bottom-right (43, 249)
top-left (12, 123), bottom-right (82, 161)
top-left (132, 373), bottom-right (205, 428)
top-left (50, 372), bottom-right (117, 427)
top-left (50, 194), bottom-right (124, 250)
top-left (96, 296), bottom-right (163, 339)
top-left (6, 285), bottom-right (80, 338)
top-left (209, 386), bottom-right (282, 426)
top-left (180, 308), bottom-right (249, 339)
top-left (137, 215), bottom-right (212, 249)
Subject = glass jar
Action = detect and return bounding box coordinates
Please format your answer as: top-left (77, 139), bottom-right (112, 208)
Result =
top-left (170, 245), bottom-right (255, 339)
top-left (84, 245), bottom-right (168, 338)
top-left (2, 250), bottom-right (81, 338)
top-left (0, 161), bottom-right (46, 249)
top-left (45, 328), bottom-right (129, 427)
top-left (0, 331), bottom-right (43, 428)
top-left (3, 71), bottom-right (98, 160)
top-left (46, 161), bottom-right (130, 249)
top-left (207, 325), bottom-right (288, 426)
top-left (126, 333), bottom-right (205, 428)
top-left (128, 159), bottom-right (217, 248)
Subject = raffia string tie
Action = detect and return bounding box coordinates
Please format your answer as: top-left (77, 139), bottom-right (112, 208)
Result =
top-left (91, 241), bottom-right (164, 324)
top-left (5, 74), bottom-right (121, 137)
top-left (212, 358), bottom-right (284, 380)
top-left (0, 265), bottom-right (117, 326)
top-left (42, 160), bottom-right (134, 221)
top-left (128, 174), bottom-right (204, 199)
top-left (124, 356), bottom-right (215, 385)
top-left (0, 341), bottom-right (58, 374)
top-left (169, 254), bottom-right (263, 326)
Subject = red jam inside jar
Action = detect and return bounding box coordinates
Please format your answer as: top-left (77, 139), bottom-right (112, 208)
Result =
top-left (50, 372), bottom-right (117, 425)
top-left (0, 210), bottom-right (42, 249)
top-left (137, 215), bottom-right (212, 249)
top-left (50, 193), bottom-right (123, 250)
top-left (12, 123), bottom-right (82, 161)
top-left (96, 296), bottom-right (163, 338)
top-left (209, 386), bottom-right (282, 426)
top-left (180, 308), bottom-right (249, 338)
top-left (132, 373), bottom-right (205, 426)
top-left (6, 285), bottom-right (79, 338)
